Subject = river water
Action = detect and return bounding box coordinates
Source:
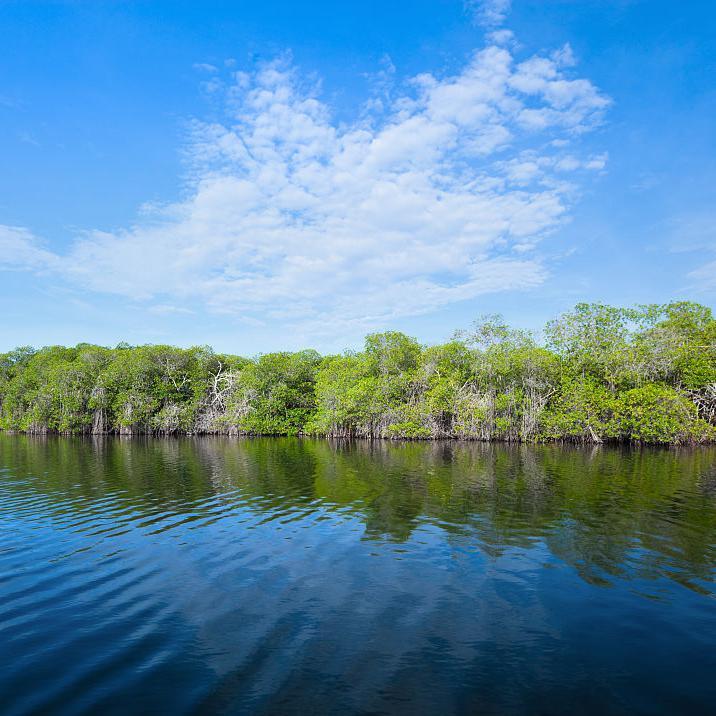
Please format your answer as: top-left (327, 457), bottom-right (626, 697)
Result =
top-left (1, 435), bottom-right (715, 714)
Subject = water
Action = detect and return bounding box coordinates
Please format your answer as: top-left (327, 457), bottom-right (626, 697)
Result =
top-left (0, 436), bottom-right (715, 715)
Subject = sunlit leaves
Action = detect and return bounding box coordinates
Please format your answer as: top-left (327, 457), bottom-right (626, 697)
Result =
top-left (0, 302), bottom-right (714, 443)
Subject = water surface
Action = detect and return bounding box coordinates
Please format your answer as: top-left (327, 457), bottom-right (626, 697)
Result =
top-left (1, 436), bottom-right (715, 714)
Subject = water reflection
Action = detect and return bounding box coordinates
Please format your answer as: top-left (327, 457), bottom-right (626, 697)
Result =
top-left (1, 436), bottom-right (715, 715)
top-left (2, 436), bottom-right (716, 588)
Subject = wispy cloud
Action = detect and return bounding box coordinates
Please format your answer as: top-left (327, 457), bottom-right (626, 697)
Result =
top-left (465, 0), bottom-right (512, 28)
top-left (18, 130), bottom-right (40, 147)
top-left (670, 212), bottom-right (716, 292)
top-left (0, 226), bottom-right (59, 270)
top-left (1, 39), bottom-right (609, 337)
top-left (193, 62), bottom-right (219, 73)
top-left (0, 94), bottom-right (22, 109)
top-left (669, 213), bottom-right (716, 253)
top-left (689, 260), bottom-right (716, 291)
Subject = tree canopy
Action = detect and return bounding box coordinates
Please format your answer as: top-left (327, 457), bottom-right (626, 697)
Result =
top-left (1, 302), bottom-right (714, 444)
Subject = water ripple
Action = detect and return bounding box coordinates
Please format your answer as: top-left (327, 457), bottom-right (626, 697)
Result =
top-left (0, 436), bottom-right (715, 715)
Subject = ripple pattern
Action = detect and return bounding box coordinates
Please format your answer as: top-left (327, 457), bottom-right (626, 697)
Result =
top-left (1, 436), bottom-right (715, 715)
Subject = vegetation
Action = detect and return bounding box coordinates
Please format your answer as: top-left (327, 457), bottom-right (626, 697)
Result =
top-left (1, 302), bottom-right (714, 444)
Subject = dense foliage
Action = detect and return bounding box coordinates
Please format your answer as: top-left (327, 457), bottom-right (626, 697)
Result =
top-left (1, 302), bottom-right (715, 444)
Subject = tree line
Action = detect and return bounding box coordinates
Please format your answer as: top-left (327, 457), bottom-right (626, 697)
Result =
top-left (1, 302), bottom-right (715, 444)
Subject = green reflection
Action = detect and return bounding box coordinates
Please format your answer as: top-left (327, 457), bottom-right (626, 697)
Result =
top-left (1, 435), bottom-right (714, 592)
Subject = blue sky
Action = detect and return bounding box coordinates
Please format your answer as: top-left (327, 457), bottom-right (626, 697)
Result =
top-left (1, 0), bottom-right (714, 354)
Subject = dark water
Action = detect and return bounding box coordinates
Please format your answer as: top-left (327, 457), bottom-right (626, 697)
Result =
top-left (1, 437), bottom-right (715, 715)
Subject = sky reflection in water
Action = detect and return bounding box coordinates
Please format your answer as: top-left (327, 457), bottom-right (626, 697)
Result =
top-left (0, 436), bottom-right (715, 715)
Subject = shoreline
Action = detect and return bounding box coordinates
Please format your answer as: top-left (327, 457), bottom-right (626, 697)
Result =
top-left (2, 429), bottom-right (714, 447)
top-left (2, 302), bottom-right (714, 446)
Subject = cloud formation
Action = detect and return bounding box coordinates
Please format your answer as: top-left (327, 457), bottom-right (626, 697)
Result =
top-left (465, 0), bottom-right (512, 28)
top-left (2, 40), bottom-right (609, 335)
top-left (674, 213), bottom-right (716, 291)
top-left (0, 226), bottom-right (59, 271)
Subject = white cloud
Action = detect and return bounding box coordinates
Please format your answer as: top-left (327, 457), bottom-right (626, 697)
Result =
top-left (689, 260), bottom-right (716, 290)
top-left (670, 213), bottom-right (716, 292)
top-left (465, 0), bottom-right (512, 28)
top-left (0, 226), bottom-right (59, 271)
top-left (1, 41), bottom-right (609, 337)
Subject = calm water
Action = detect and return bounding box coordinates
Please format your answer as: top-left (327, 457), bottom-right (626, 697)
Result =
top-left (1, 436), bottom-right (715, 715)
